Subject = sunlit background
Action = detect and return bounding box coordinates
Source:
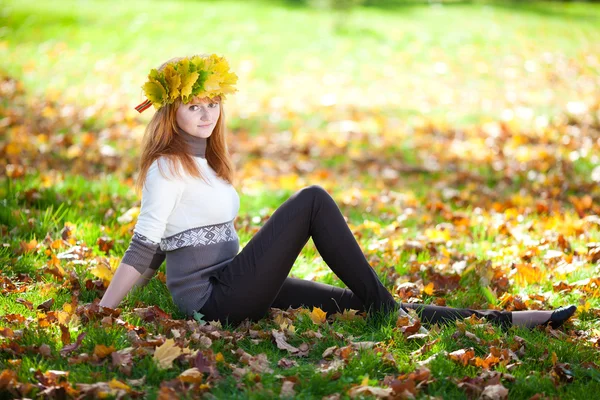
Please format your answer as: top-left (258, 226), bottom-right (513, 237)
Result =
top-left (2, 2), bottom-right (600, 397)
top-left (2, 0), bottom-right (599, 191)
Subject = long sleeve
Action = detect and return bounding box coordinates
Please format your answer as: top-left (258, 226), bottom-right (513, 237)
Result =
top-left (121, 232), bottom-right (167, 273)
top-left (121, 158), bottom-right (184, 275)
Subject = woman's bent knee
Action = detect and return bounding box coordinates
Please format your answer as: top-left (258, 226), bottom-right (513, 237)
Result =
top-left (298, 184), bottom-right (329, 199)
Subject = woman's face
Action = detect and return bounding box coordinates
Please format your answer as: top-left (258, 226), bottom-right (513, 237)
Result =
top-left (176, 96), bottom-right (221, 138)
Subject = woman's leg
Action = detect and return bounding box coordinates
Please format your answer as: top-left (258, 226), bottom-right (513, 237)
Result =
top-left (400, 302), bottom-right (513, 330)
top-left (269, 281), bottom-right (567, 332)
top-left (270, 276), bottom-right (366, 315)
top-left (199, 185), bottom-right (399, 326)
top-left (197, 185), bottom-right (570, 330)
top-left (266, 278), bottom-right (513, 331)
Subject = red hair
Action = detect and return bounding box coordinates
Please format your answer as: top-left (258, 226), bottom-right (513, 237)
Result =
top-left (134, 55), bottom-right (236, 195)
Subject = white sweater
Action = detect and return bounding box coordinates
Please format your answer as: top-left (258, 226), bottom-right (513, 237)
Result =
top-left (121, 155), bottom-right (240, 316)
top-left (136, 157), bottom-right (240, 243)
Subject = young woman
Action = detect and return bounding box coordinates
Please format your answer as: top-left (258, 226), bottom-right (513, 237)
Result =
top-left (99, 54), bottom-right (577, 332)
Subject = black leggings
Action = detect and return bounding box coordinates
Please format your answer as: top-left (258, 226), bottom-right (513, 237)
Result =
top-left (198, 185), bottom-right (512, 330)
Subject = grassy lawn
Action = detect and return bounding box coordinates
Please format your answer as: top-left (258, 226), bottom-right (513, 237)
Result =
top-left (1, 0), bottom-right (600, 398)
top-left (1, 0), bottom-right (599, 128)
top-left (2, 162), bottom-right (600, 398)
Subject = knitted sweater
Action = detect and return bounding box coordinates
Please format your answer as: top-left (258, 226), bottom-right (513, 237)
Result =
top-left (121, 132), bottom-right (240, 316)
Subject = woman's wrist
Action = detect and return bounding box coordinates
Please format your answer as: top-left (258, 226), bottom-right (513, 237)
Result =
top-left (98, 262), bottom-right (143, 309)
top-left (133, 268), bottom-right (158, 288)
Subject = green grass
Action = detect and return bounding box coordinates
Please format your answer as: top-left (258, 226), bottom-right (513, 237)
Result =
top-left (2, 168), bottom-right (600, 397)
top-left (1, 0), bottom-right (599, 128)
top-left (2, 0), bottom-right (600, 398)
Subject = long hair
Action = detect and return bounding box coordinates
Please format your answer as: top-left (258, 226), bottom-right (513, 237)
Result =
top-left (134, 55), bottom-right (236, 195)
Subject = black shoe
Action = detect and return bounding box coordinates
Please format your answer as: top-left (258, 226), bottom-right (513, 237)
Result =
top-left (546, 305), bottom-right (577, 329)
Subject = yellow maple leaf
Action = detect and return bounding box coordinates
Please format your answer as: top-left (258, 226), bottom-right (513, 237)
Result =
top-left (20, 239), bottom-right (38, 253)
top-left (47, 258), bottom-right (66, 276)
top-left (277, 174), bottom-right (298, 190)
top-left (336, 308), bottom-right (361, 322)
top-left (362, 220), bottom-right (382, 235)
top-left (153, 338), bottom-right (182, 370)
top-left (108, 378), bottom-right (130, 391)
top-left (56, 310), bottom-right (70, 325)
top-left (94, 344), bottom-right (116, 358)
top-left (190, 55), bottom-right (206, 70)
top-left (274, 314), bottom-right (287, 326)
top-left (178, 59), bottom-right (199, 101)
top-left (5, 142), bottom-right (21, 155)
top-left (513, 263), bottom-right (544, 286)
top-left (142, 80), bottom-right (167, 108)
top-left (63, 301), bottom-right (74, 314)
top-left (423, 282), bottom-right (435, 296)
top-left (280, 321), bottom-right (296, 333)
top-left (89, 262), bottom-right (115, 282)
top-left (577, 301), bottom-right (591, 313)
top-left (203, 71), bottom-right (221, 92)
top-left (425, 228), bottom-right (451, 242)
top-left (360, 374), bottom-right (373, 386)
top-left (39, 282), bottom-right (55, 297)
top-left (163, 64), bottom-right (181, 101)
top-left (310, 307), bottom-right (327, 325)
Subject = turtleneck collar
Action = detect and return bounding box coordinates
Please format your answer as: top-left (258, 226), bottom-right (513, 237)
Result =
top-left (179, 129), bottom-right (207, 159)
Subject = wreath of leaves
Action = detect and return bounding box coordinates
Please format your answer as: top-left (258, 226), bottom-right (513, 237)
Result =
top-left (141, 54), bottom-right (238, 109)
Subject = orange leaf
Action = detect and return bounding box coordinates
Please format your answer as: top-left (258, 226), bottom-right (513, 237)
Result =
top-left (448, 348), bottom-right (475, 366)
top-left (310, 307), bottom-right (327, 325)
top-left (94, 344), bottom-right (116, 359)
top-left (423, 282), bottom-right (435, 296)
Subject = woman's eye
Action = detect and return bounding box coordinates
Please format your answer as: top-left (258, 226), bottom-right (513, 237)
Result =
top-left (189, 103), bottom-right (217, 110)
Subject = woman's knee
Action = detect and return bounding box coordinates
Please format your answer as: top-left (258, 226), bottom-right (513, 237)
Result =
top-left (289, 185), bottom-right (333, 211)
top-left (297, 184), bottom-right (329, 200)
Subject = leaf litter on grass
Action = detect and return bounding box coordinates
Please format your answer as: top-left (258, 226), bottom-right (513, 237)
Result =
top-left (1, 41), bottom-right (600, 398)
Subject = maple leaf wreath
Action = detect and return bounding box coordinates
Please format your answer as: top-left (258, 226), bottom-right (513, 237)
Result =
top-left (135, 53), bottom-right (239, 113)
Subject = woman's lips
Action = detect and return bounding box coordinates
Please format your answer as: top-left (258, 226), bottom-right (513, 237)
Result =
top-left (197, 123), bottom-right (212, 127)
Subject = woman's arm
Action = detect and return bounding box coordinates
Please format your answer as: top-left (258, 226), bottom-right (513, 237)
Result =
top-left (100, 241), bottom-right (165, 307)
top-left (133, 267), bottom-right (158, 288)
top-left (98, 262), bottom-right (142, 309)
top-left (100, 158), bottom-right (182, 308)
